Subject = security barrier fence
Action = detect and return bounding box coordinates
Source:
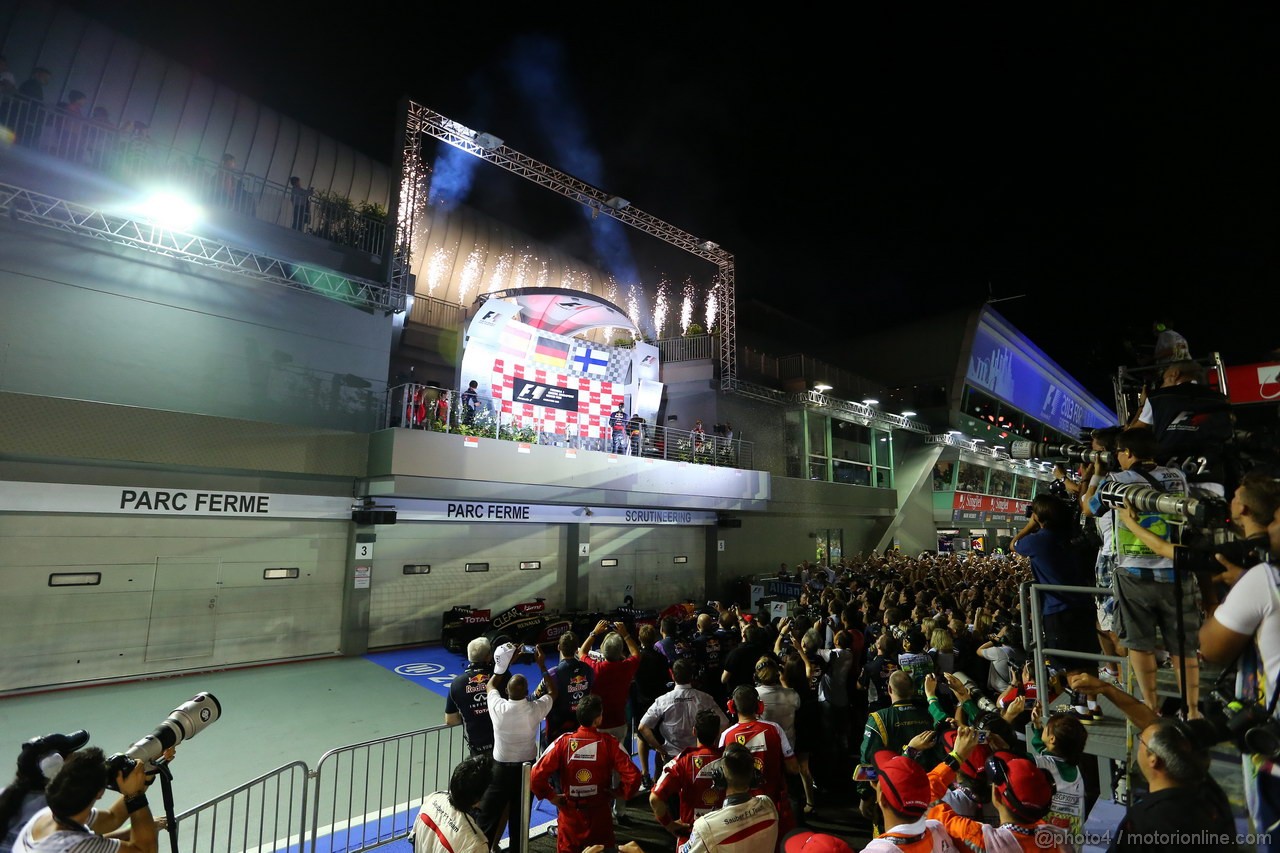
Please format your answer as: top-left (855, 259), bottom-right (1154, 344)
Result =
top-left (173, 724), bottom-right (469, 853)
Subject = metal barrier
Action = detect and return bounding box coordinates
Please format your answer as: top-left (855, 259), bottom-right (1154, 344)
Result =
top-left (1020, 580), bottom-right (1134, 799)
top-left (172, 761), bottom-right (310, 853)
top-left (384, 382), bottom-right (754, 468)
top-left (309, 724), bottom-right (467, 853)
top-left (171, 725), bottom-right (468, 853)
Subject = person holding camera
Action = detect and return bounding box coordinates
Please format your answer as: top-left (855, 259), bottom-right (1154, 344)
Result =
top-left (1, 732), bottom-right (90, 853)
top-left (680, 742), bottom-right (778, 853)
top-left (1117, 470), bottom-right (1280, 609)
top-left (1012, 493), bottom-right (1101, 723)
top-left (478, 642), bottom-right (556, 850)
top-left (1089, 426), bottom-right (1201, 716)
top-left (11, 747), bottom-right (157, 853)
top-left (577, 619), bottom-right (641, 825)
top-left (859, 741), bottom-right (958, 853)
top-left (1198, 496), bottom-right (1280, 850)
top-left (922, 726), bottom-right (1070, 852)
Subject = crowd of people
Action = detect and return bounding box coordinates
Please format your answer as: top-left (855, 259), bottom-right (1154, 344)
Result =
top-left (414, 483), bottom-right (1279, 853)
top-left (425, 342), bottom-right (1280, 851)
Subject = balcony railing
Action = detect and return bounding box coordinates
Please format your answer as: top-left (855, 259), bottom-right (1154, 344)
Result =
top-left (386, 383), bottom-right (753, 469)
top-left (1, 92), bottom-right (386, 257)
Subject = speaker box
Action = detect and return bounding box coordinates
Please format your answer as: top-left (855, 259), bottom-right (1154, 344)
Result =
top-left (352, 509), bottom-right (397, 525)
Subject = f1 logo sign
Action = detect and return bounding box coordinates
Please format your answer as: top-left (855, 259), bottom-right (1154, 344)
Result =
top-left (516, 385), bottom-right (547, 402)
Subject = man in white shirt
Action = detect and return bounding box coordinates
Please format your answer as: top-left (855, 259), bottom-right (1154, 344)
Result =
top-left (1199, 501), bottom-right (1280, 851)
top-left (637, 658), bottom-right (729, 764)
top-left (477, 642), bottom-right (556, 850)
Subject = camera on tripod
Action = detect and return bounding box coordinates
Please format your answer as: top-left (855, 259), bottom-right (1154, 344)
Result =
top-left (1009, 441), bottom-right (1116, 468)
top-left (105, 692), bottom-right (221, 788)
top-left (1200, 688), bottom-right (1280, 760)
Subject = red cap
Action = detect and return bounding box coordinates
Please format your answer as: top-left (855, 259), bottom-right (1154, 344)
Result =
top-left (942, 728), bottom-right (991, 778)
top-left (784, 833), bottom-right (853, 853)
top-left (992, 751), bottom-right (1053, 816)
top-left (871, 750), bottom-right (931, 817)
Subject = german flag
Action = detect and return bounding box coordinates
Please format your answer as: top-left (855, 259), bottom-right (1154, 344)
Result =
top-left (533, 336), bottom-right (569, 368)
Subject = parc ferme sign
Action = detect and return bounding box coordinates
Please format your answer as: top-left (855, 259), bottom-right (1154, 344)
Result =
top-left (0, 481), bottom-right (352, 518)
top-left (0, 483), bottom-right (718, 526)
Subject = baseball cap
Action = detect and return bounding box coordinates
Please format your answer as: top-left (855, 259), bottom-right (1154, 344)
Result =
top-left (990, 751), bottom-right (1053, 818)
top-left (942, 728), bottom-right (991, 778)
top-left (870, 750), bottom-right (931, 817)
top-left (784, 832), bottom-right (852, 853)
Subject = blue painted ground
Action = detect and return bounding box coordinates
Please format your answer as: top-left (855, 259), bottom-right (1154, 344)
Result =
top-left (356, 644), bottom-right (564, 850)
top-left (364, 644), bottom-right (564, 698)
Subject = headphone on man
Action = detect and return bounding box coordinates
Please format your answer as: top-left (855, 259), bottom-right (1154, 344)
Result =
top-left (726, 698), bottom-right (766, 717)
top-left (709, 743), bottom-right (766, 790)
top-left (984, 755), bottom-right (1052, 822)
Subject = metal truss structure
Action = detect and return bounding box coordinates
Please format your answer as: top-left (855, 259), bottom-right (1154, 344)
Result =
top-left (925, 432), bottom-right (1046, 476)
top-left (0, 182), bottom-right (402, 313)
top-left (724, 380), bottom-right (930, 434)
top-left (396, 100), bottom-right (738, 390)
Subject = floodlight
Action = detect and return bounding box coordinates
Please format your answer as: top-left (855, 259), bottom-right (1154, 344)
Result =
top-left (475, 133), bottom-right (504, 150)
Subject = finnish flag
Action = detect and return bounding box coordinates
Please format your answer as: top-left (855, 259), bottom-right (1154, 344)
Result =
top-left (572, 346), bottom-right (609, 376)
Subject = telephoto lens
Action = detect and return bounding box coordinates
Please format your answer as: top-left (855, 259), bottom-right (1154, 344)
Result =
top-left (105, 692), bottom-right (221, 786)
top-left (1095, 481), bottom-right (1206, 527)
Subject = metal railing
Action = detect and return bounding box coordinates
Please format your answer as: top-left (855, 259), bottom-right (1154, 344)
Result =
top-left (1020, 580), bottom-right (1134, 801)
top-left (385, 383), bottom-right (755, 469)
top-left (657, 334), bottom-right (715, 362)
top-left (310, 725), bottom-right (467, 853)
top-left (171, 725), bottom-right (468, 853)
top-left (172, 762), bottom-right (311, 853)
top-left (0, 91), bottom-right (387, 257)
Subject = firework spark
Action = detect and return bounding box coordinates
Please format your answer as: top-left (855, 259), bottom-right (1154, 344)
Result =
top-left (652, 279), bottom-right (670, 339)
top-left (488, 252), bottom-right (513, 294)
top-left (425, 245), bottom-right (452, 297)
top-left (458, 248), bottom-right (484, 305)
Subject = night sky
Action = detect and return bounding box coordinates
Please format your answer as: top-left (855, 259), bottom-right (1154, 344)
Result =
top-left (62, 3), bottom-right (1280, 403)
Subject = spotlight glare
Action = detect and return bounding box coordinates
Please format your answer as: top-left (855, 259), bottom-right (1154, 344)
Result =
top-left (140, 191), bottom-right (201, 231)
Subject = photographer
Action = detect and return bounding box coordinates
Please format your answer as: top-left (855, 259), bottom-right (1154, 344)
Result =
top-left (1130, 359), bottom-right (1234, 498)
top-left (1115, 470), bottom-right (1279, 614)
top-left (12, 747), bottom-right (157, 853)
top-left (1197, 500), bottom-right (1280, 850)
top-left (2, 732), bottom-right (89, 853)
top-left (1012, 494), bottom-right (1101, 723)
top-left (1088, 426), bottom-right (1200, 716)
